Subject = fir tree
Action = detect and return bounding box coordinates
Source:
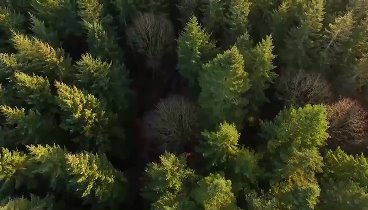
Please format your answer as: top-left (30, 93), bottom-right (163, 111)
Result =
top-left (199, 46), bottom-right (249, 129)
top-left (0, 195), bottom-right (54, 210)
top-left (178, 16), bottom-right (216, 89)
top-left (227, 0), bottom-right (252, 39)
top-left (29, 14), bottom-right (59, 47)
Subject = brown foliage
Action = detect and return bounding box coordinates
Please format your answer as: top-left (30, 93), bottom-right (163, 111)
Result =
top-left (327, 98), bottom-right (368, 154)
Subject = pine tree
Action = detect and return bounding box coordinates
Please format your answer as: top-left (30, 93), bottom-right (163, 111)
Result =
top-left (0, 53), bottom-right (17, 82)
top-left (199, 46), bottom-right (249, 129)
top-left (236, 35), bottom-right (277, 115)
top-left (0, 6), bottom-right (25, 33)
top-left (178, 16), bottom-right (216, 89)
top-left (55, 82), bottom-right (109, 150)
top-left (191, 173), bottom-right (238, 210)
top-left (12, 33), bottom-right (72, 81)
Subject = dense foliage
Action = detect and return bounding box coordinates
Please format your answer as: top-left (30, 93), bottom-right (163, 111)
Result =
top-left (0, 0), bottom-right (368, 209)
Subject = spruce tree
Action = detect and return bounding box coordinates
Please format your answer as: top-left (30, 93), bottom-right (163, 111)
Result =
top-left (0, 195), bottom-right (54, 210)
top-left (227, 0), bottom-right (252, 39)
top-left (199, 46), bottom-right (249, 129)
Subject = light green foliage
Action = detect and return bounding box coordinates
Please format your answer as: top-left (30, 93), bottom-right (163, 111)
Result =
top-left (77, 0), bottom-right (103, 23)
top-left (0, 148), bottom-right (28, 181)
top-left (319, 148), bottom-right (368, 210)
top-left (76, 53), bottom-right (110, 94)
top-left (0, 195), bottom-right (54, 210)
top-left (262, 105), bottom-right (329, 179)
top-left (191, 173), bottom-right (237, 210)
top-left (0, 53), bottom-right (17, 81)
top-left (12, 71), bottom-right (53, 109)
top-left (237, 35), bottom-right (277, 115)
top-left (271, 171), bottom-right (320, 210)
top-left (178, 16), bottom-right (215, 88)
top-left (66, 152), bottom-right (126, 204)
top-left (55, 82), bottom-right (108, 148)
top-left (30, 0), bottom-right (80, 37)
top-left (199, 46), bottom-right (249, 128)
top-left (29, 14), bottom-right (59, 47)
top-left (227, 0), bottom-right (252, 38)
top-left (144, 153), bottom-right (196, 201)
top-left (200, 122), bottom-right (240, 167)
top-left (12, 33), bottom-right (72, 80)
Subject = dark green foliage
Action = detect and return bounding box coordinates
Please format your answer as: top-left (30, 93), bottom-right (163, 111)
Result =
top-left (199, 46), bottom-right (250, 129)
top-left (0, 195), bottom-right (54, 210)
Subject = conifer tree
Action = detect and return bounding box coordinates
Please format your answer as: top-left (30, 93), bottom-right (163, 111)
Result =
top-left (199, 46), bottom-right (249, 129)
top-left (55, 82), bottom-right (109, 150)
top-left (66, 152), bottom-right (127, 206)
top-left (0, 53), bottom-right (17, 82)
top-left (227, 0), bottom-right (252, 39)
top-left (261, 105), bottom-right (329, 209)
top-left (29, 14), bottom-right (59, 47)
top-left (0, 6), bottom-right (25, 33)
top-left (143, 152), bottom-right (196, 201)
top-left (0, 195), bottom-right (54, 210)
top-left (319, 148), bottom-right (368, 210)
top-left (236, 34), bottom-right (277, 115)
top-left (30, 0), bottom-right (80, 38)
top-left (12, 71), bottom-right (53, 109)
top-left (0, 106), bottom-right (57, 146)
top-left (178, 16), bottom-right (216, 89)
top-left (12, 33), bottom-right (72, 81)
top-left (200, 122), bottom-right (240, 168)
top-left (191, 173), bottom-right (238, 210)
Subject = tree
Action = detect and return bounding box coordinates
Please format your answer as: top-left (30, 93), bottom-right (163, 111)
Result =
top-left (12, 33), bottom-right (72, 81)
top-left (66, 152), bottom-right (127, 206)
top-left (200, 122), bottom-right (240, 168)
top-left (236, 35), bottom-right (277, 115)
top-left (178, 16), bottom-right (216, 89)
top-left (0, 195), bottom-right (54, 210)
top-left (199, 46), bottom-right (249, 129)
top-left (319, 148), bottom-right (368, 210)
top-left (143, 95), bottom-right (201, 153)
top-left (261, 105), bottom-right (329, 179)
top-left (127, 13), bottom-right (174, 72)
top-left (227, 0), bottom-right (252, 39)
top-left (143, 152), bottom-right (196, 208)
top-left (191, 173), bottom-right (238, 210)
top-left (327, 98), bottom-right (368, 154)
top-left (55, 82), bottom-right (109, 151)
top-left (29, 13), bottom-right (59, 47)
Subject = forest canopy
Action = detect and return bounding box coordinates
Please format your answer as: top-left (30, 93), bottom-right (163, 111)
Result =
top-left (0, 0), bottom-right (368, 209)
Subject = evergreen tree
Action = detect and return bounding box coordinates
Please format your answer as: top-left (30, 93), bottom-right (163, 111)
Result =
top-left (0, 195), bottom-right (54, 210)
top-left (191, 173), bottom-right (238, 210)
top-left (12, 33), bottom-right (72, 81)
top-left (29, 14), bottom-right (59, 47)
top-left (55, 82), bottom-right (109, 151)
top-left (66, 152), bottom-right (127, 206)
top-left (227, 0), bottom-right (252, 39)
top-left (199, 46), bottom-right (249, 129)
top-left (319, 148), bottom-right (368, 210)
top-left (236, 34), bottom-right (277, 115)
top-left (0, 53), bottom-right (17, 82)
top-left (178, 16), bottom-right (216, 89)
